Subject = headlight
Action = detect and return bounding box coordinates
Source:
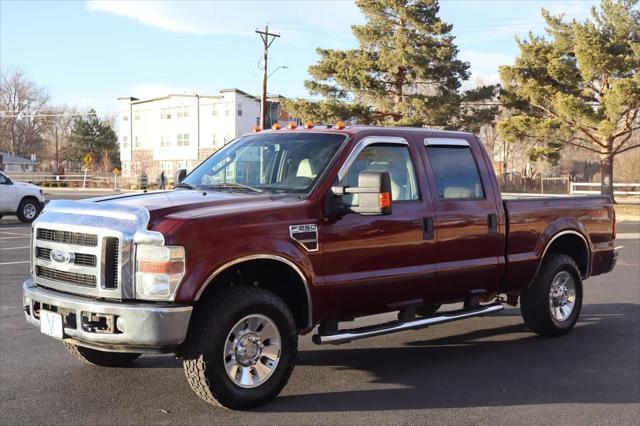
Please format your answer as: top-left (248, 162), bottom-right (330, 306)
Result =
top-left (135, 245), bottom-right (185, 301)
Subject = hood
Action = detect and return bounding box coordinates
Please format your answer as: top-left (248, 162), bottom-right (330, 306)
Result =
top-left (91, 189), bottom-right (295, 228)
top-left (14, 181), bottom-right (39, 190)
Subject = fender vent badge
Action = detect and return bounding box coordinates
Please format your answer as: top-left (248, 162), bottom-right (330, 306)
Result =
top-left (289, 224), bottom-right (318, 252)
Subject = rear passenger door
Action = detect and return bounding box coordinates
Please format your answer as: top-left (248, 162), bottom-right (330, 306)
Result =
top-left (422, 137), bottom-right (503, 300)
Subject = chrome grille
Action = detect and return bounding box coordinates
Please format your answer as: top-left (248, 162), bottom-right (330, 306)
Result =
top-left (35, 247), bottom-right (97, 267)
top-left (36, 228), bottom-right (98, 247)
top-left (36, 266), bottom-right (97, 287)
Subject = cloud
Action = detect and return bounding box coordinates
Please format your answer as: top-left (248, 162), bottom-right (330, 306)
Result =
top-left (459, 51), bottom-right (515, 86)
top-left (86, 0), bottom-right (364, 39)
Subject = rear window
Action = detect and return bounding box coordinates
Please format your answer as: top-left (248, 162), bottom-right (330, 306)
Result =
top-left (425, 146), bottom-right (485, 200)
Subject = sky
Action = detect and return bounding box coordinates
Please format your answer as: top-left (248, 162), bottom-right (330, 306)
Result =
top-left (0, 0), bottom-right (600, 116)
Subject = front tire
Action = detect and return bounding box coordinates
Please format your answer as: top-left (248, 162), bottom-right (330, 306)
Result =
top-left (520, 253), bottom-right (583, 336)
top-left (17, 197), bottom-right (40, 223)
top-left (183, 287), bottom-right (298, 410)
top-left (64, 343), bottom-right (141, 367)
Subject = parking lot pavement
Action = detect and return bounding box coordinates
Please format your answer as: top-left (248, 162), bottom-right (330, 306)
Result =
top-left (1, 216), bottom-right (638, 425)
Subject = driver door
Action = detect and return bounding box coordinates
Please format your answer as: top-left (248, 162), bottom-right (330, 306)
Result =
top-left (0, 173), bottom-right (16, 212)
top-left (320, 136), bottom-right (437, 318)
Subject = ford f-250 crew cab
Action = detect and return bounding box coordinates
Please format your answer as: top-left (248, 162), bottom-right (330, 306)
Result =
top-left (23, 124), bottom-right (618, 409)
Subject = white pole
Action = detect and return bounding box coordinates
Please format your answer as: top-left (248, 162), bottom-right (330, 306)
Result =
top-left (114, 173), bottom-right (117, 190)
top-left (82, 169), bottom-right (87, 189)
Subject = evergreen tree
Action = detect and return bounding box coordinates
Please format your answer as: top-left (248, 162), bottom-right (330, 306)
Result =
top-left (68, 109), bottom-right (120, 169)
top-left (498, 0), bottom-right (639, 200)
top-left (281, 0), bottom-right (496, 129)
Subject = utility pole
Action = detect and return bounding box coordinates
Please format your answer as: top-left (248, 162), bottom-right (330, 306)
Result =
top-left (255, 24), bottom-right (280, 129)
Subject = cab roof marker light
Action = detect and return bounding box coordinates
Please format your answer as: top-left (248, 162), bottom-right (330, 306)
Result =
top-left (272, 123), bottom-right (282, 130)
top-left (287, 122), bottom-right (298, 130)
top-left (304, 121), bottom-right (314, 129)
top-left (335, 120), bottom-right (346, 130)
top-left (252, 126), bottom-right (262, 133)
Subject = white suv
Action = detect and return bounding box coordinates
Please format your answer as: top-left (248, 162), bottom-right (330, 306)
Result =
top-left (0, 171), bottom-right (46, 223)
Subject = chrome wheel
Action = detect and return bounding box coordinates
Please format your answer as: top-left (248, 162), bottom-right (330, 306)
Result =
top-left (23, 203), bottom-right (37, 220)
top-left (223, 314), bottom-right (281, 388)
top-left (548, 271), bottom-right (576, 322)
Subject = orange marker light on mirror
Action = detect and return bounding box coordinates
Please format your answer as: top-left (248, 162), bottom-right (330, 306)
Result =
top-left (304, 121), bottom-right (314, 129)
top-left (271, 123), bottom-right (282, 130)
top-left (287, 122), bottom-right (298, 130)
top-left (379, 192), bottom-right (391, 208)
top-left (335, 120), bottom-right (346, 130)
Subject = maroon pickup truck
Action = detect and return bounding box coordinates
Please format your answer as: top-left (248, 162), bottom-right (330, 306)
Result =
top-left (23, 124), bottom-right (618, 409)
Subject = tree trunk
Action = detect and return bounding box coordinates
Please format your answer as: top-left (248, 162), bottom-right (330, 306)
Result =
top-left (600, 153), bottom-right (615, 203)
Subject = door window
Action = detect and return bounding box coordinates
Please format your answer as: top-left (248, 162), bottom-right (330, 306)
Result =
top-left (340, 144), bottom-right (419, 203)
top-left (425, 146), bottom-right (485, 200)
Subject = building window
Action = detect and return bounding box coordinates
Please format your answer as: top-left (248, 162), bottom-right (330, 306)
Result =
top-left (134, 113), bottom-right (140, 120)
top-left (237, 102), bottom-right (243, 117)
top-left (122, 162), bottom-right (130, 177)
top-left (122, 115), bottom-right (129, 121)
top-left (177, 134), bottom-right (190, 146)
top-left (160, 135), bottom-right (170, 147)
top-left (122, 136), bottom-right (129, 148)
top-left (161, 162), bottom-right (172, 172)
top-left (212, 106), bottom-right (218, 116)
top-left (225, 103), bottom-right (231, 116)
top-left (134, 136), bottom-right (140, 148)
top-left (160, 108), bottom-right (172, 119)
top-left (177, 108), bottom-right (189, 118)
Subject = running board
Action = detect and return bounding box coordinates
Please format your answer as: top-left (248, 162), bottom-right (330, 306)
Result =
top-left (312, 303), bottom-right (504, 345)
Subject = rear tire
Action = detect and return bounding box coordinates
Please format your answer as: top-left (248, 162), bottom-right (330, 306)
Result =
top-left (17, 197), bottom-right (40, 223)
top-left (64, 343), bottom-right (141, 367)
top-left (183, 287), bottom-right (298, 410)
top-left (520, 253), bottom-right (583, 337)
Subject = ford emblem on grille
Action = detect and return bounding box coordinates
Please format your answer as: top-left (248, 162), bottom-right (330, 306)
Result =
top-left (50, 248), bottom-right (75, 264)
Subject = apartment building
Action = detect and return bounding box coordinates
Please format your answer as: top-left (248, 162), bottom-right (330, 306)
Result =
top-left (117, 88), bottom-right (289, 180)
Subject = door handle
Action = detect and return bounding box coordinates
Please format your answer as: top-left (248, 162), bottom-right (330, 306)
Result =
top-left (487, 213), bottom-right (498, 235)
top-left (423, 217), bottom-right (434, 240)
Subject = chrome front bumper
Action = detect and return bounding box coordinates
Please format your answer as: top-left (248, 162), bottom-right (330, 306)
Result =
top-left (23, 279), bottom-right (192, 353)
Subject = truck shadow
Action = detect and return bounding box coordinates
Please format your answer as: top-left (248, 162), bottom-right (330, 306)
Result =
top-left (256, 303), bottom-right (639, 412)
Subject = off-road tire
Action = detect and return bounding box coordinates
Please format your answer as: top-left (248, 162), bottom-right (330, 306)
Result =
top-left (520, 253), bottom-right (583, 337)
top-left (64, 342), bottom-right (141, 367)
top-left (17, 197), bottom-right (40, 223)
top-left (416, 303), bottom-right (441, 317)
top-left (183, 287), bottom-right (298, 410)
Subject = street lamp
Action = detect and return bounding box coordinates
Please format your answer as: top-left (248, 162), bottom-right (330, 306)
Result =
top-left (268, 65), bottom-right (288, 78)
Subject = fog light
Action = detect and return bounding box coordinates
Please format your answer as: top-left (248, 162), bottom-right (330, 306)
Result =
top-left (116, 316), bottom-right (125, 333)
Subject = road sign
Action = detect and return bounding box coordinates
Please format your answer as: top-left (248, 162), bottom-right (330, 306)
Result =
top-left (83, 153), bottom-right (93, 168)
top-left (113, 167), bottom-right (120, 176)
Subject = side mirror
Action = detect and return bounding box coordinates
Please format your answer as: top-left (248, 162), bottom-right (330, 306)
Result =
top-left (331, 170), bottom-right (392, 215)
top-left (175, 169), bottom-right (187, 183)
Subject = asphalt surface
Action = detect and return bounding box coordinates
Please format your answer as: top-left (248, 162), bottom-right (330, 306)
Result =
top-left (1, 192), bottom-right (639, 425)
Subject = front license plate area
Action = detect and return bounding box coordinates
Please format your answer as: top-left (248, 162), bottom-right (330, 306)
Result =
top-left (40, 310), bottom-right (64, 340)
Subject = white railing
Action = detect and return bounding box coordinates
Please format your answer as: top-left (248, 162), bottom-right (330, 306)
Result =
top-left (4, 172), bottom-right (174, 190)
top-left (570, 182), bottom-right (640, 196)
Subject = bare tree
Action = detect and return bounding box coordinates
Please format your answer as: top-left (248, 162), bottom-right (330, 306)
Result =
top-left (44, 106), bottom-right (75, 173)
top-left (0, 69), bottom-right (51, 158)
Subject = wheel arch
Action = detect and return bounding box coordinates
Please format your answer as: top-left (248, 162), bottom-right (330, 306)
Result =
top-left (194, 254), bottom-right (313, 331)
top-left (530, 230), bottom-right (590, 287)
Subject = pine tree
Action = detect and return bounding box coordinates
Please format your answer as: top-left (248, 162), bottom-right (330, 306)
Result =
top-left (282, 0), bottom-right (496, 129)
top-left (68, 109), bottom-right (120, 169)
top-left (498, 0), bottom-right (639, 200)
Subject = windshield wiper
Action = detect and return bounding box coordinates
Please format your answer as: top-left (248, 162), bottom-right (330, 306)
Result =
top-left (175, 182), bottom-right (199, 190)
top-left (203, 182), bottom-right (264, 194)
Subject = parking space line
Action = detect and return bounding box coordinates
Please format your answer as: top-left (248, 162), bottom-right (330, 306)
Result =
top-left (0, 261), bottom-right (30, 265)
top-left (0, 231), bottom-right (30, 236)
top-left (0, 246), bottom-right (30, 250)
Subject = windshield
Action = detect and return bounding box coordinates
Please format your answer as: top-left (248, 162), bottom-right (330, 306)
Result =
top-left (182, 132), bottom-right (346, 193)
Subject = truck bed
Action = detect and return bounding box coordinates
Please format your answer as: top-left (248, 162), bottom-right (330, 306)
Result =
top-left (501, 195), bottom-right (615, 292)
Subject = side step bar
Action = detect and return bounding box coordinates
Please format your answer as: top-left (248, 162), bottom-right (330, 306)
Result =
top-left (312, 303), bottom-right (504, 345)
